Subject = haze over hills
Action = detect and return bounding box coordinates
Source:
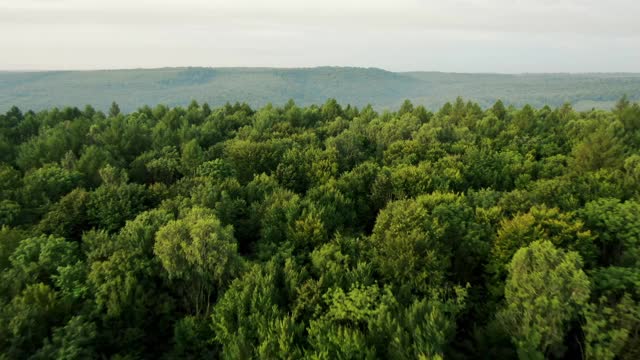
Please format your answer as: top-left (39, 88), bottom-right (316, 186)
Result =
top-left (1, 67), bottom-right (639, 112)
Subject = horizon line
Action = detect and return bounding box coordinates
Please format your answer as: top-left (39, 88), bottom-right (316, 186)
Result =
top-left (1, 66), bottom-right (640, 76)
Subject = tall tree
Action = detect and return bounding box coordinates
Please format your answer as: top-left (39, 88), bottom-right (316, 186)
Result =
top-left (498, 240), bottom-right (590, 359)
top-left (154, 207), bottom-right (241, 316)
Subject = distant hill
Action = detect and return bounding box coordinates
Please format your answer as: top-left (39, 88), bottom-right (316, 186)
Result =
top-left (1, 67), bottom-right (639, 112)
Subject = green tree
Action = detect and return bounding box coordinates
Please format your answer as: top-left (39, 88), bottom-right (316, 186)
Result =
top-left (369, 195), bottom-right (451, 298)
top-left (306, 284), bottom-right (466, 359)
top-left (76, 145), bottom-right (114, 188)
top-left (3, 235), bottom-right (79, 297)
top-left (170, 315), bottom-right (218, 359)
top-left (571, 126), bottom-right (625, 172)
top-left (583, 294), bottom-right (640, 360)
top-left (579, 198), bottom-right (640, 267)
top-left (180, 139), bottom-right (204, 176)
top-left (498, 240), bottom-right (590, 359)
top-left (86, 168), bottom-right (151, 232)
top-left (492, 99), bottom-right (507, 120)
top-left (21, 163), bottom-right (82, 217)
top-left (154, 207), bottom-right (241, 315)
top-left (109, 101), bottom-right (121, 118)
top-left (32, 316), bottom-right (97, 360)
top-left (488, 206), bottom-right (594, 299)
top-left (38, 188), bottom-right (90, 239)
top-left (0, 283), bottom-right (64, 358)
top-left (211, 261), bottom-right (303, 359)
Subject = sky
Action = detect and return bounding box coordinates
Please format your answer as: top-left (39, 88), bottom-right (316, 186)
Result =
top-left (1, 0), bottom-right (639, 73)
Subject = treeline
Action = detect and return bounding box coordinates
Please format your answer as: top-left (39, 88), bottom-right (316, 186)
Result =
top-left (0, 97), bottom-right (639, 359)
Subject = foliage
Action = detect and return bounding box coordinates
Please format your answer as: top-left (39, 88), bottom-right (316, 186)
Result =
top-left (0, 97), bottom-right (638, 358)
top-left (498, 240), bottom-right (590, 359)
top-left (154, 207), bottom-right (241, 315)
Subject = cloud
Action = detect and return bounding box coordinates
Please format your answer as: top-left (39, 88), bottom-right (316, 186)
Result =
top-left (1, 0), bottom-right (639, 71)
top-left (3, 0), bottom-right (639, 34)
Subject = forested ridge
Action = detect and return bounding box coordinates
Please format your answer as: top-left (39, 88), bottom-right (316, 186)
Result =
top-left (1, 96), bottom-right (639, 359)
top-left (2, 67), bottom-right (640, 113)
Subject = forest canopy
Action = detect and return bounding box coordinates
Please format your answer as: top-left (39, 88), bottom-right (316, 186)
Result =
top-left (1, 97), bottom-right (639, 359)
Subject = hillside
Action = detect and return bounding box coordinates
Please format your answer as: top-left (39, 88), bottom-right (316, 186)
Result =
top-left (1, 67), bottom-right (640, 112)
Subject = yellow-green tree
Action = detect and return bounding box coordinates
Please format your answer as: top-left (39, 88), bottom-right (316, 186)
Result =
top-left (154, 207), bottom-right (241, 316)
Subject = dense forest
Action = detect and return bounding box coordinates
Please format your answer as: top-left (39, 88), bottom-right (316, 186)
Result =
top-left (0, 96), bottom-right (639, 359)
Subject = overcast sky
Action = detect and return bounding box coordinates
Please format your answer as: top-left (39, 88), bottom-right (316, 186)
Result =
top-left (1, 0), bottom-right (639, 73)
